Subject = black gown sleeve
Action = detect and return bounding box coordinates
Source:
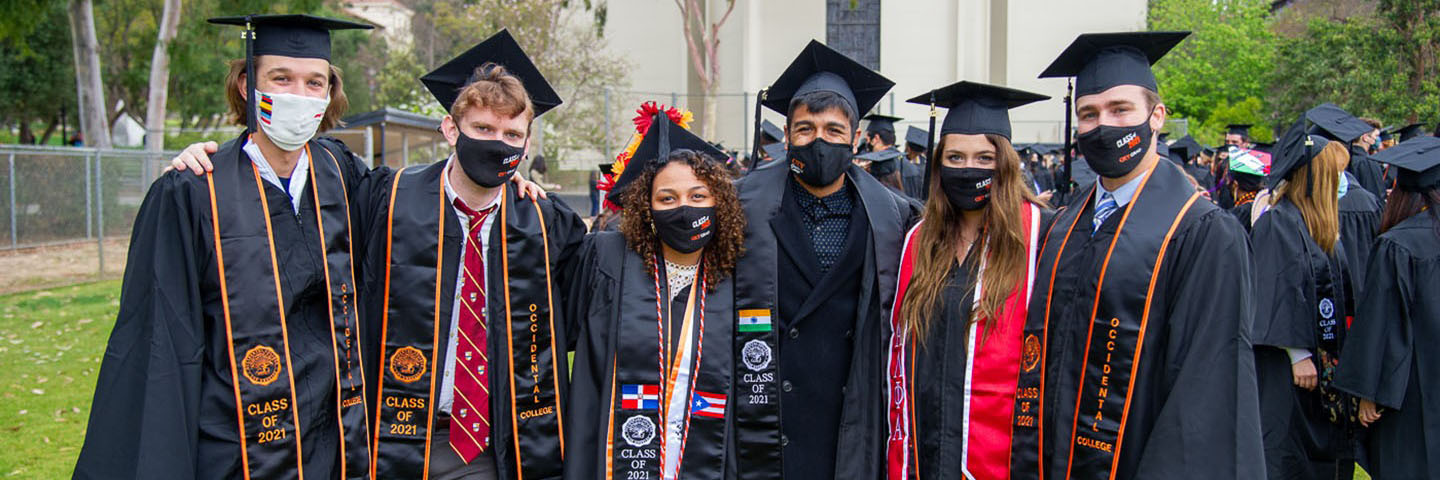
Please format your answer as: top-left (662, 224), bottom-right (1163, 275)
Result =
top-left (562, 235), bottom-right (608, 480)
top-left (1248, 209), bottom-right (1316, 349)
top-left (1132, 210), bottom-right (1265, 479)
top-left (354, 165), bottom-right (395, 405)
top-left (1333, 237), bottom-right (1414, 409)
top-left (542, 195), bottom-right (588, 351)
top-left (73, 173), bottom-right (209, 480)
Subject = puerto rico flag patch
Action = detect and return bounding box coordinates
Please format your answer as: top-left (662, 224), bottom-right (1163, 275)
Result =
top-left (621, 384), bottom-right (660, 410)
top-left (690, 391), bottom-right (727, 418)
top-left (738, 309), bottom-right (772, 333)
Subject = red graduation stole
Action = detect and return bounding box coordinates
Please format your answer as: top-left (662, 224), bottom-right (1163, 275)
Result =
top-left (886, 202), bottom-right (1042, 480)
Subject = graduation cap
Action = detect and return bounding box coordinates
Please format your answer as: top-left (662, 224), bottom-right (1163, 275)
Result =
top-left (209, 14), bottom-right (373, 133)
top-left (1228, 148), bottom-right (1268, 177)
top-left (905, 126), bottom-right (929, 150)
top-left (761, 40), bottom-right (894, 120)
top-left (904, 81), bottom-right (1050, 140)
top-left (1268, 118), bottom-right (1333, 189)
top-left (761, 142), bottom-right (787, 163)
top-left (1225, 124), bottom-right (1252, 137)
top-left (1251, 141), bottom-right (1274, 154)
top-left (1168, 135), bottom-right (1204, 163)
top-left (863, 114), bottom-right (903, 134)
top-left (1158, 132), bottom-right (1171, 143)
top-left (420, 29), bottom-right (563, 117)
top-left (598, 163), bottom-right (615, 175)
top-left (605, 113), bottom-right (726, 204)
top-left (857, 149), bottom-right (904, 177)
top-left (1039, 31), bottom-right (1190, 97)
top-left (1395, 123), bottom-right (1427, 142)
top-left (760, 119), bottom-right (784, 143)
top-left (1305, 103), bottom-right (1371, 143)
top-left (1374, 136), bottom-right (1440, 190)
top-left (1379, 127), bottom-right (1394, 142)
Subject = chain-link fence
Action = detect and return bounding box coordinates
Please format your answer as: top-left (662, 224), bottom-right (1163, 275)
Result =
top-left (0, 145), bottom-right (177, 291)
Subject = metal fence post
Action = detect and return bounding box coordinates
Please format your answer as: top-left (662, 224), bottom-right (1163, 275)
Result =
top-left (7, 153), bottom-right (14, 249)
top-left (85, 152), bottom-right (93, 239)
top-left (96, 152), bottom-right (105, 277)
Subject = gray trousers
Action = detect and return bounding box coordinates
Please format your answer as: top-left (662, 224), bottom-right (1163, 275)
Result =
top-left (429, 424), bottom-right (499, 480)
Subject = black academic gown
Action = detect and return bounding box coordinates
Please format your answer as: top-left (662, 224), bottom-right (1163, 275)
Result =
top-left (1186, 164), bottom-right (1214, 190)
top-left (1346, 145), bottom-right (1387, 202)
top-left (75, 136), bottom-right (369, 480)
top-left (564, 232), bottom-right (738, 480)
top-left (1016, 159), bottom-right (1265, 479)
top-left (902, 158), bottom-right (927, 200)
top-left (355, 161), bottom-right (586, 480)
top-left (1251, 200), bottom-right (1354, 480)
top-left (909, 262), bottom-right (976, 480)
top-left (1334, 212), bottom-right (1440, 480)
top-left (1230, 194), bottom-right (1257, 233)
top-left (1338, 174), bottom-right (1381, 289)
top-left (730, 163), bottom-right (920, 480)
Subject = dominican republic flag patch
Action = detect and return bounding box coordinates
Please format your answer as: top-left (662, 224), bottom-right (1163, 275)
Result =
top-left (690, 391), bottom-right (726, 418)
top-left (738, 309), bottom-right (772, 333)
top-left (621, 384), bottom-right (660, 410)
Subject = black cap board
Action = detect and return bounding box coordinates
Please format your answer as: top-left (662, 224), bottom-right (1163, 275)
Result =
top-left (598, 163), bottom-right (615, 175)
top-left (420, 29), bottom-right (563, 117)
top-left (605, 113), bottom-right (726, 204)
top-left (1225, 124), bottom-right (1252, 137)
top-left (858, 148), bottom-right (903, 177)
top-left (1379, 128), bottom-right (1394, 141)
top-left (1305, 103), bottom-right (1371, 143)
top-left (905, 126), bottom-right (929, 149)
top-left (1251, 141), bottom-right (1274, 154)
top-left (904, 81), bottom-right (1049, 140)
top-left (761, 119), bottom-right (784, 143)
top-left (761, 40), bottom-right (894, 122)
top-left (1268, 118), bottom-right (1333, 190)
top-left (1395, 123), bottom-right (1427, 142)
top-left (1168, 135), bottom-right (1203, 163)
top-left (1374, 136), bottom-right (1440, 190)
top-left (1039, 31), bottom-right (1190, 97)
top-left (762, 142), bottom-right (787, 163)
top-left (863, 114), bottom-right (903, 134)
top-left (209, 15), bottom-right (372, 61)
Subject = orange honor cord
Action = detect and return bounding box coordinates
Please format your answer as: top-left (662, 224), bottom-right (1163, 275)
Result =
top-left (531, 197), bottom-right (566, 457)
top-left (251, 163), bottom-right (307, 479)
top-left (371, 168), bottom-right (406, 478)
top-left (422, 174), bottom-right (447, 479)
top-left (206, 174), bottom-right (253, 480)
top-left (307, 145), bottom-right (348, 479)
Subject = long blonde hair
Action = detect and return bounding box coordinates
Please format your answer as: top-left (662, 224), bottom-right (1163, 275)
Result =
top-left (900, 134), bottom-right (1042, 345)
top-left (1276, 141), bottom-right (1345, 254)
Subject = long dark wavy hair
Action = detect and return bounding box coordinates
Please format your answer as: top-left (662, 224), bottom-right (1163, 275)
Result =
top-left (619, 149), bottom-right (746, 292)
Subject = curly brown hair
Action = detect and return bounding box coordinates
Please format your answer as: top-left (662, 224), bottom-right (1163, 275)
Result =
top-left (619, 150), bottom-right (746, 292)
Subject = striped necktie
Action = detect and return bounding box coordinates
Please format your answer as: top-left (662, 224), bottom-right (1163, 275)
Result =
top-left (1093, 192), bottom-right (1119, 234)
top-left (451, 198), bottom-right (496, 463)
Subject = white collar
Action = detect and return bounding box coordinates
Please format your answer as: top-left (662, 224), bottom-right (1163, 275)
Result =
top-left (242, 139), bottom-right (310, 213)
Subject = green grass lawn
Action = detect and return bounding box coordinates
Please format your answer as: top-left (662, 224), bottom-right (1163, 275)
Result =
top-left (0, 279), bottom-right (1377, 479)
top-left (0, 280), bottom-right (120, 478)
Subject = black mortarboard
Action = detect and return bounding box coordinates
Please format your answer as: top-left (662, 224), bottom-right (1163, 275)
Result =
top-left (1169, 135), bottom-right (1203, 163)
top-left (1226, 124), bottom-right (1252, 137)
top-left (1374, 136), bottom-right (1440, 190)
top-left (864, 114), bottom-right (903, 134)
top-left (1251, 141), bottom-right (1274, 154)
top-left (605, 113), bottom-right (726, 204)
top-left (209, 15), bottom-right (372, 61)
top-left (1268, 118), bottom-right (1333, 189)
top-left (209, 14), bottom-right (372, 134)
top-left (761, 40), bottom-right (894, 120)
top-left (904, 81), bottom-right (1049, 140)
top-left (420, 29), bottom-right (562, 117)
top-left (761, 120), bottom-right (784, 143)
top-left (1305, 103), bottom-right (1371, 143)
top-left (1158, 132), bottom-right (1171, 143)
top-left (858, 149), bottom-right (903, 177)
top-left (762, 143), bottom-right (787, 163)
top-left (1039, 31), bottom-right (1189, 97)
top-left (905, 126), bottom-right (929, 149)
top-left (598, 163), bottom-right (615, 175)
top-left (1379, 128), bottom-right (1394, 141)
top-left (1396, 123), bottom-right (1427, 142)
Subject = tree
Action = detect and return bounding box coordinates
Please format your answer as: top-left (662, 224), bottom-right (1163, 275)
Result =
top-left (1149, 0), bottom-right (1276, 145)
top-left (144, 0), bottom-right (182, 152)
top-left (0, 1), bottom-right (77, 145)
top-left (68, 0), bottom-right (111, 148)
top-left (675, 0), bottom-right (736, 139)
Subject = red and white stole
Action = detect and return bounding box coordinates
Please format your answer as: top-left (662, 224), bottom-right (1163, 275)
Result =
top-left (886, 202), bottom-right (1041, 480)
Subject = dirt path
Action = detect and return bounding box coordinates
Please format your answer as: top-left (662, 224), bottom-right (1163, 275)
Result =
top-left (0, 239), bottom-right (127, 294)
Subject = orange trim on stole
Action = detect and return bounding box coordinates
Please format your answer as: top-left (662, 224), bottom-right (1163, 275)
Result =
top-left (499, 193), bottom-right (527, 480)
top-left (370, 168), bottom-right (405, 479)
top-left (306, 144), bottom-right (349, 480)
top-left (206, 173), bottom-right (253, 480)
top-left (1107, 192), bottom-right (1200, 479)
top-left (531, 196), bottom-right (567, 457)
top-left (250, 162), bottom-right (308, 480)
top-left (1039, 194), bottom-right (1091, 480)
top-left (421, 172), bottom-right (447, 479)
top-left (605, 358), bottom-right (619, 480)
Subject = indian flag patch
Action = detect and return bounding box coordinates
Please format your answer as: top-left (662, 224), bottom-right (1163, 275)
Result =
top-left (738, 309), bottom-right (772, 333)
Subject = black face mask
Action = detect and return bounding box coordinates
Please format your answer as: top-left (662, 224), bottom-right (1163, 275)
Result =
top-left (789, 138), bottom-right (853, 187)
top-left (1076, 110), bottom-right (1155, 179)
top-left (455, 131), bottom-right (524, 188)
top-left (939, 166), bottom-right (994, 211)
top-left (652, 205), bottom-right (715, 254)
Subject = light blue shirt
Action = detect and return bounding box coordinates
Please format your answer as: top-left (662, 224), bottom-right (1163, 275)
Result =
top-left (1093, 168), bottom-right (1147, 212)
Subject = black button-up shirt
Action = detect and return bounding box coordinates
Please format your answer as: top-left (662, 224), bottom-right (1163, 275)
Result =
top-left (787, 177), bottom-right (854, 273)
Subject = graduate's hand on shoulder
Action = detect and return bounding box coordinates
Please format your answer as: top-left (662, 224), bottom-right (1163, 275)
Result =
top-left (1357, 399), bottom-right (1382, 426)
top-left (1291, 359), bottom-right (1318, 391)
top-left (168, 141), bottom-right (219, 176)
top-left (511, 172), bottom-right (549, 200)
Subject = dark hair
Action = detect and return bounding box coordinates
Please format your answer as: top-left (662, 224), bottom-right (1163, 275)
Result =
top-left (875, 170), bottom-right (904, 191)
top-left (870, 129), bottom-right (896, 147)
top-left (618, 149), bottom-right (746, 291)
top-left (1380, 186), bottom-right (1440, 238)
top-left (788, 90), bottom-right (858, 130)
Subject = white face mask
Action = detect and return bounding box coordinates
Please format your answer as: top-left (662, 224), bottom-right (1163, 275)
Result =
top-left (255, 90), bottom-right (330, 152)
